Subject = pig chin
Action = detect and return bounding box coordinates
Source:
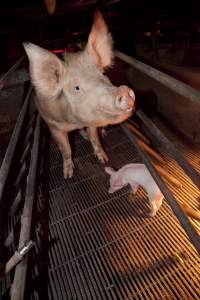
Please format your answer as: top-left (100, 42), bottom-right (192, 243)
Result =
top-left (97, 105), bottom-right (134, 119)
top-left (99, 108), bottom-right (134, 126)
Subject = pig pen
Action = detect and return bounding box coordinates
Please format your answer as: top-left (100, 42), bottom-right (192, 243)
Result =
top-left (0, 52), bottom-right (200, 300)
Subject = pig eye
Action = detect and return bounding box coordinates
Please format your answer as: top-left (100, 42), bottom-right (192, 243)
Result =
top-left (75, 86), bottom-right (80, 91)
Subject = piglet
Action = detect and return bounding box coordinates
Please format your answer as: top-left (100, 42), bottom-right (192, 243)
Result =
top-left (105, 163), bottom-right (164, 217)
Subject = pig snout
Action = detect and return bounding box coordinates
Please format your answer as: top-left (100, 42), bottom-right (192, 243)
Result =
top-left (115, 85), bottom-right (135, 112)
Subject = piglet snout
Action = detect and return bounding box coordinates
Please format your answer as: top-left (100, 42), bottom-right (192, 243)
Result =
top-left (115, 85), bottom-right (135, 112)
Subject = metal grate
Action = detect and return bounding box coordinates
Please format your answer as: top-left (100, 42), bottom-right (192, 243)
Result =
top-left (31, 125), bottom-right (200, 300)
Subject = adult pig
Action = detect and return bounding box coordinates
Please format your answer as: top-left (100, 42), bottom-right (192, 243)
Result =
top-left (23, 11), bottom-right (135, 178)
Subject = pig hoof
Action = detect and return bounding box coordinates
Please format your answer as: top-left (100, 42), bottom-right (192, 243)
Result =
top-left (100, 128), bottom-right (107, 138)
top-left (63, 160), bottom-right (74, 179)
top-left (79, 129), bottom-right (89, 141)
top-left (96, 150), bottom-right (109, 163)
top-left (149, 210), bottom-right (156, 218)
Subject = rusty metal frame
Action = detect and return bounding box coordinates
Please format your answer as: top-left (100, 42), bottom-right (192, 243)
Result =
top-left (0, 86), bottom-right (32, 205)
top-left (11, 114), bottom-right (41, 300)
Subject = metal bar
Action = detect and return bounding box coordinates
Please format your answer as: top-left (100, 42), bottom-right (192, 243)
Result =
top-left (5, 241), bottom-right (35, 274)
top-left (0, 86), bottom-right (32, 205)
top-left (4, 229), bottom-right (14, 248)
top-left (9, 189), bottom-right (22, 216)
top-left (11, 115), bottom-right (41, 300)
top-left (125, 121), bottom-right (151, 144)
top-left (14, 162), bottom-right (27, 187)
top-left (0, 56), bottom-right (25, 90)
top-left (115, 50), bottom-right (200, 105)
top-left (136, 109), bottom-right (200, 190)
top-left (22, 126), bottom-right (34, 148)
top-left (20, 144), bottom-right (30, 164)
top-left (121, 123), bottom-right (200, 255)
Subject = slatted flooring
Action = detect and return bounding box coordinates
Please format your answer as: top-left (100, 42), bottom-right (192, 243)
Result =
top-left (31, 124), bottom-right (200, 300)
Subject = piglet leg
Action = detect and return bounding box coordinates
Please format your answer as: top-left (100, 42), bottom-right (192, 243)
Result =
top-left (149, 201), bottom-right (158, 217)
top-left (88, 127), bottom-right (108, 163)
top-left (51, 128), bottom-right (74, 178)
top-left (155, 195), bottom-right (163, 211)
top-left (148, 193), bottom-right (163, 217)
top-left (130, 182), bottom-right (139, 194)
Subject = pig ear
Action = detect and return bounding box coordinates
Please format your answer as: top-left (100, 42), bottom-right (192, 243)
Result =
top-left (87, 11), bottom-right (114, 69)
top-left (23, 43), bottom-right (66, 98)
top-left (105, 167), bottom-right (115, 175)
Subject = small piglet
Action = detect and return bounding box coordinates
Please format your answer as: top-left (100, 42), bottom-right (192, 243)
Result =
top-left (23, 11), bottom-right (135, 178)
top-left (105, 164), bottom-right (164, 217)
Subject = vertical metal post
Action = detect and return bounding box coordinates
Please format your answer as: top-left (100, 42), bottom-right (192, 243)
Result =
top-left (11, 115), bottom-right (41, 300)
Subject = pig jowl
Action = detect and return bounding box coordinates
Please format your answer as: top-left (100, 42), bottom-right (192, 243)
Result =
top-left (23, 11), bottom-right (135, 178)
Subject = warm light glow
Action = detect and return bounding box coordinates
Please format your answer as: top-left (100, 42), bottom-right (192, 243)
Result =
top-left (51, 47), bottom-right (78, 54)
top-left (51, 49), bottom-right (66, 53)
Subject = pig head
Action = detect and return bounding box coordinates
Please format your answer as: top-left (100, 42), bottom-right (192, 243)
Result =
top-left (105, 167), bottom-right (128, 193)
top-left (23, 11), bottom-right (135, 178)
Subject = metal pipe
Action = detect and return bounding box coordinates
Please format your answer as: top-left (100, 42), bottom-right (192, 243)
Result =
top-left (20, 144), bottom-right (31, 164)
top-left (121, 123), bottom-right (200, 255)
top-left (0, 56), bottom-right (25, 90)
top-left (14, 162), bottom-right (27, 187)
top-left (9, 189), bottom-right (22, 216)
top-left (5, 241), bottom-right (35, 274)
top-left (0, 87), bottom-right (32, 205)
top-left (115, 50), bottom-right (200, 105)
top-left (11, 115), bottom-right (41, 300)
top-left (136, 109), bottom-right (200, 190)
top-left (125, 121), bottom-right (151, 144)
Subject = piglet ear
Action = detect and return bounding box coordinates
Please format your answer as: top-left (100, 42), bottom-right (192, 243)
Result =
top-left (105, 167), bottom-right (115, 175)
top-left (87, 10), bottom-right (114, 70)
top-left (23, 43), bottom-right (66, 98)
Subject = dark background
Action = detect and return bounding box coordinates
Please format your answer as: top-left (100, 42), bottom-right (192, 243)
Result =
top-left (1, 0), bottom-right (200, 71)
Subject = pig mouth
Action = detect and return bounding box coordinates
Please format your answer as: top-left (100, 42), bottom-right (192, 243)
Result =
top-left (98, 106), bottom-right (133, 117)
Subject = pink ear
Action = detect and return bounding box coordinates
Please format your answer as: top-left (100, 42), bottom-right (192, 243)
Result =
top-left (23, 43), bottom-right (66, 98)
top-left (105, 167), bottom-right (115, 175)
top-left (87, 10), bottom-right (114, 69)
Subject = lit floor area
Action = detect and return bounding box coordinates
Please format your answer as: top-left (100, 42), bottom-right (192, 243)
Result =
top-left (30, 122), bottom-right (200, 300)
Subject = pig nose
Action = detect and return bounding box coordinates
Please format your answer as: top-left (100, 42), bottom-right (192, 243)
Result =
top-left (115, 85), bottom-right (135, 112)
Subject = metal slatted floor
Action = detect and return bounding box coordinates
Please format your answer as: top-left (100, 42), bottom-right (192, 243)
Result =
top-left (35, 125), bottom-right (200, 300)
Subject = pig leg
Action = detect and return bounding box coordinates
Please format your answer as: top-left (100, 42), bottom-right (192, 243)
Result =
top-left (80, 128), bottom-right (106, 141)
top-left (51, 129), bottom-right (74, 178)
top-left (88, 127), bottom-right (108, 162)
top-left (79, 128), bottom-right (89, 141)
top-left (100, 128), bottom-right (107, 138)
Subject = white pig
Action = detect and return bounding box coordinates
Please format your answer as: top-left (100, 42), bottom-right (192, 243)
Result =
top-left (23, 11), bottom-right (135, 178)
top-left (105, 164), bottom-right (164, 217)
